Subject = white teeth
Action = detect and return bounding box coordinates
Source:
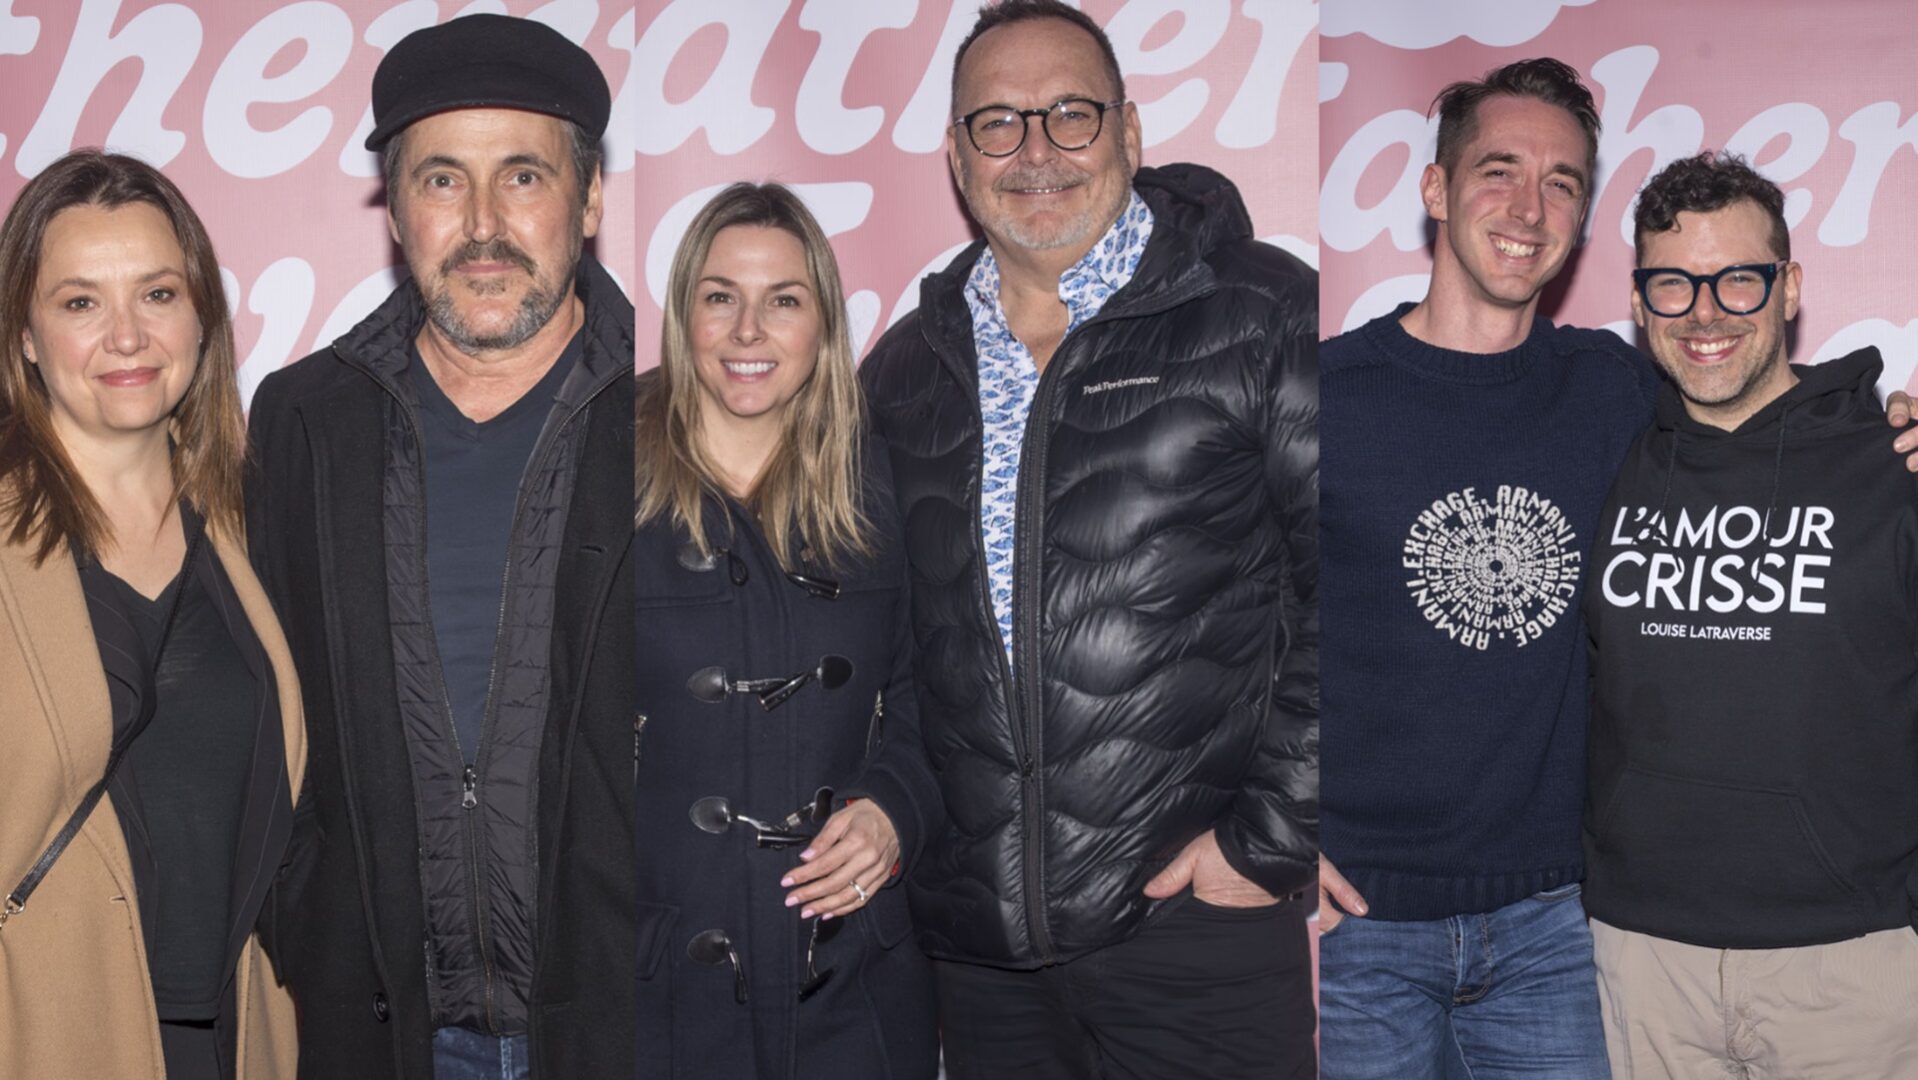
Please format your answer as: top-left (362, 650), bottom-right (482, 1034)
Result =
top-left (1492, 237), bottom-right (1539, 257)
top-left (724, 361), bottom-right (774, 376)
top-left (1688, 338), bottom-right (1735, 356)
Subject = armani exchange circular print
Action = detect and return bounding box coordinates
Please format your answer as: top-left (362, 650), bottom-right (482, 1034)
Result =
top-left (1401, 484), bottom-right (1583, 651)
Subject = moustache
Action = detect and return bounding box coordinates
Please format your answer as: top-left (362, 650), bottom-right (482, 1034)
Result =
top-left (1673, 319), bottom-right (1752, 338)
top-left (993, 168), bottom-right (1086, 194)
top-left (441, 239), bottom-right (537, 277)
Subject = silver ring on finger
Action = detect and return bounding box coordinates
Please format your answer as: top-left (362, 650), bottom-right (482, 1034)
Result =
top-left (851, 881), bottom-right (869, 903)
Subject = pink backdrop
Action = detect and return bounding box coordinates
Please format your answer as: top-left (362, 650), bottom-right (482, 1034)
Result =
top-left (636, 0), bottom-right (1320, 369)
top-left (0, 0), bottom-right (637, 408)
top-left (1321, 0), bottom-right (1918, 395)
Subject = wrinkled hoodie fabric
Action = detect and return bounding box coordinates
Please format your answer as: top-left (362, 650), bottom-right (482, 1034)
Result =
top-left (1585, 346), bottom-right (1918, 949)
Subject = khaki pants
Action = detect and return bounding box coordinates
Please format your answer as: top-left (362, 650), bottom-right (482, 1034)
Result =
top-left (1590, 917), bottom-right (1918, 1079)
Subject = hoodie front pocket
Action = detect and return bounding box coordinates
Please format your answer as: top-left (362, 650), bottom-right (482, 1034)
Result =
top-left (1595, 766), bottom-right (1865, 919)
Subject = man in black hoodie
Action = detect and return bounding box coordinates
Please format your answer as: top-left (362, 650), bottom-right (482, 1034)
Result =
top-left (1585, 152), bottom-right (1918, 1076)
top-left (858, 2), bottom-right (1318, 1076)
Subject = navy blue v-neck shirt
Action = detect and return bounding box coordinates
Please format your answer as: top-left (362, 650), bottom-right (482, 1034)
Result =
top-left (409, 332), bottom-right (580, 761)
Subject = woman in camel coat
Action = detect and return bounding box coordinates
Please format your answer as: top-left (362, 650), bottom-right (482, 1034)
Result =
top-left (0, 150), bottom-right (303, 1079)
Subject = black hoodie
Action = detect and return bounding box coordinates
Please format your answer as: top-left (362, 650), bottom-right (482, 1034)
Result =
top-left (1584, 346), bottom-right (1918, 948)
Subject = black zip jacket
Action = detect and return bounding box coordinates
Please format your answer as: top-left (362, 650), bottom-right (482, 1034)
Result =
top-left (860, 164), bottom-right (1318, 967)
top-left (1585, 346), bottom-right (1918, 948)
top-left (246, 256), bottom-right (636, 1077)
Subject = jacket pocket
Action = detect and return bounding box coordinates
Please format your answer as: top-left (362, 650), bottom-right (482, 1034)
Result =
top-left (636, 558), bottom-right (735, 610)
top-left (1594, 766), bottom-right (1864, 917)
top-left (635, 901), bottom-right (680, 980)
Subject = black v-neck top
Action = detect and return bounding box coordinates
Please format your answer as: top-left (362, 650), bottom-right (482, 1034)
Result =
top-left (98, 558), bottom-right (260, 1020)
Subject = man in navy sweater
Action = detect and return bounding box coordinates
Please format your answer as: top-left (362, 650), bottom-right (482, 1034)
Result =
top-left (1317, 58), bottom-right (1650, 1079)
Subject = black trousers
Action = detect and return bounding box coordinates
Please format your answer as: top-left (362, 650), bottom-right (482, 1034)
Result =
top-left (936, 893), bottom-right (1317, 1080)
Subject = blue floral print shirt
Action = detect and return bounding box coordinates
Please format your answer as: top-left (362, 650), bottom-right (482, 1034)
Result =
top-left (964, 190), bottom-right (1154, 670)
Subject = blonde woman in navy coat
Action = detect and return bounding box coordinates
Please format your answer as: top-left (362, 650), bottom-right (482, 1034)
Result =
top-left (633, 183), bottom-right (940, 1079)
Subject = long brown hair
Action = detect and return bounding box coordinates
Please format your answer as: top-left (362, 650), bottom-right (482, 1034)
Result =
top-left (0, 149), bottom-right (246, 564)
top-left (636, 182), bottom-right (869, 572)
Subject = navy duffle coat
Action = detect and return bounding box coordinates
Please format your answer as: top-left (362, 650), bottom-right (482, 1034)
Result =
top-left (633, 443), bottom-right (940, 1080)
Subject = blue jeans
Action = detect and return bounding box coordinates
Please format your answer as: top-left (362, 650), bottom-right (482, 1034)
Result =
top-left (431, 1027), bottom-right (530, 1080)
top-left (1319, 883), bottom-right (1610, 1080)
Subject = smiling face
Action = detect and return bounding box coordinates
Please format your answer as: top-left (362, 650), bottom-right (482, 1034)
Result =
top-left (1634, 199), bottom-right (1800, 430)
top-left (388, 107), bottom-right (602, 356)
top-left (24, 201), bottom-right (201, 447)
top-left (948, 16), bottom-right (1139, 260)
top-left (1424, 94), bottom-right (1591, 314)
top-left (688, 224), bottom-right (822, 435)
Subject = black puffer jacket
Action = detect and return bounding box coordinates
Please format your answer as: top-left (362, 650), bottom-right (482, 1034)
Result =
top-left (860, 164), bottom-right (1318, 967)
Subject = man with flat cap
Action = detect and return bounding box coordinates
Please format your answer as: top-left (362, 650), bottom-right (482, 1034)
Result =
top-left (246, 14), bottom-right (634, 1079)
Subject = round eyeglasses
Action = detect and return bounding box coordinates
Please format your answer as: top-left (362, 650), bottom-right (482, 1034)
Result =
top-left (954, 98), bottom-right (1124, 157)
top-left (1633, 262), bottom-right (1788, 319)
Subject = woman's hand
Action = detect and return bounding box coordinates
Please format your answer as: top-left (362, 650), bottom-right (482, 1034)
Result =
top-left (781, 800), bottom-right (899, 919)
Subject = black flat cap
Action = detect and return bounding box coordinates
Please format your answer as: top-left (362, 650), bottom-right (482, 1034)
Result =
top-left (365, 14), bottom-right (611, 150)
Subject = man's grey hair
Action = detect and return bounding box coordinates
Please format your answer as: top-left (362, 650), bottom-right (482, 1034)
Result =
top-left (951, 0), bottom-right (1126, 109)
top-left (382, 118), bottom-right (602, 216)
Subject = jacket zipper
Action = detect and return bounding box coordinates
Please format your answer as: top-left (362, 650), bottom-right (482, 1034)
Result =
top-left (464, 391), bottom-right (598, 1032)
top-left (864, 692), bottom-right (884, 760)
top-left (342, 348), bottom-right (497, 1030)
top-left (932, 324), bottom-right (1054, 963)
top-left (633, 712), bottom-right (648, 786)
top-left (1008, 367), bottom-right (1057, 963)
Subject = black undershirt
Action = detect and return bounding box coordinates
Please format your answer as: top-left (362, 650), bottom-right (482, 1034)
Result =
top-left (108, 565), bottom-right (258, 1022)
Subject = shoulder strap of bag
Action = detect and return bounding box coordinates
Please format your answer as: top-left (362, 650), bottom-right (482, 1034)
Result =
top-left (1, 526), bottom-right (205, 931)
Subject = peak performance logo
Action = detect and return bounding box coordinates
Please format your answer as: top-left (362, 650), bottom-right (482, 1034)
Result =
top-left (1403, 485), bottom-right (1582, 650)
top-left (1599, 504), bottom-right (1833, 620)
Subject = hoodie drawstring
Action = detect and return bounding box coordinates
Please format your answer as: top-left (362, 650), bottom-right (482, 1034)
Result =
top-left (1750, 403), bottom-right (1791, 581)
top-left (1636, 430), bottom-right (1681, 546)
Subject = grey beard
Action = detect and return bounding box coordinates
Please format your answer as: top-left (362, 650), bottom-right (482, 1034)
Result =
top-left (999, 210), bottom-right (1096, 251)
top-left (424, 278), bottom-right (568, 353)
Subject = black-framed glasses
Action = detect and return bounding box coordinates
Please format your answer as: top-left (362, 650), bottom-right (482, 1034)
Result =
top-left (1633, 261), bottom-right (1788, 318)
top-left (954, 98), bottom-right (1124, 157)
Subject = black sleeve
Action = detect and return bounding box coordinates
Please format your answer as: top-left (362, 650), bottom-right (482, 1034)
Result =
top-left (1213, 270), bottom-right (1319, 897)
top-left (838, 438), bottom-right (945, 881)
top-left (242, 369), bottom-right (319, 975)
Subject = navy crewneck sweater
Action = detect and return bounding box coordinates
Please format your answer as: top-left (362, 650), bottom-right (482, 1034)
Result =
top-left (1320, 305), bottom-right (1658, 920)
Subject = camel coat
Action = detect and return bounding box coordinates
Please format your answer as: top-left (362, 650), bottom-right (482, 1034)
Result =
top-left (0, 523), bottom-right (304, 1078)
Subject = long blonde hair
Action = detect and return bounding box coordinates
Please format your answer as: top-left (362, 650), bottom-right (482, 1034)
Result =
top-left (0, 150), bottom-right (246, 564)
top-left (636, 182), bottom-right (868, 572)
